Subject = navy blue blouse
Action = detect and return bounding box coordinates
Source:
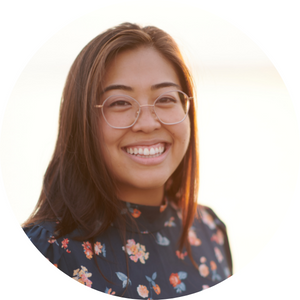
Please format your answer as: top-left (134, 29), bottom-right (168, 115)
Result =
top-left (24, 199), bottom-right (232, 298)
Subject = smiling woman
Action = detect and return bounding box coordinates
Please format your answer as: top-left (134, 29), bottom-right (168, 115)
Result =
top-left (99, 47), bottom-right (191, 206)
top-left (22, 23), bottom-right (232, 298)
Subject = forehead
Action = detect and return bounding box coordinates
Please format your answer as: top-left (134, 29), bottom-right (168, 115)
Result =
top-left (103, 47), bottom-right (181, 92)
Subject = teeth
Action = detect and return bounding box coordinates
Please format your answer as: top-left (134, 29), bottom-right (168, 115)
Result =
top-left (125, 145), bottom-right (165, 157)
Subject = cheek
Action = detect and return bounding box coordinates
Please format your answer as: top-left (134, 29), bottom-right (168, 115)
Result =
top-left (173, 118), bottom-right (191, 151)
top-left (98, 121), bottom-right (120, 164)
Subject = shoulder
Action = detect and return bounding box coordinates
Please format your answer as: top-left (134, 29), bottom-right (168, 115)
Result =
top-left (196, 204), bottom-right (233, 274)
top-left (23, 221), bottom-right (65, 266)
top-left (196, 204), bottom-right (226, 231)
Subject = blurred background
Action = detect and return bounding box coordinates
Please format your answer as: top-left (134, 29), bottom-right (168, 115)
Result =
top-left (1, 2), bottom-right (299, 275)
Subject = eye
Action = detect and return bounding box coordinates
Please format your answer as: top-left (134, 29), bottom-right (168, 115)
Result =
top-left (156, 96), bottom-right (178, 104)
top-left (108, 100), bottom-right (132, 107)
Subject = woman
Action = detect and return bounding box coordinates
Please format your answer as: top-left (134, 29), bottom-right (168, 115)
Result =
top-left (23, 22), bottom-right (232, 298)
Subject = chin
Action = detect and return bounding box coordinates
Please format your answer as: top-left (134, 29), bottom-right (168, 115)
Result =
top-left (120, 173), bottom-right (169, 191)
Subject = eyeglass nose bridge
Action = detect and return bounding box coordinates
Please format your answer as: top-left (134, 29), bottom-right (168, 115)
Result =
top-left (135, 103), bottom-right (159, 121)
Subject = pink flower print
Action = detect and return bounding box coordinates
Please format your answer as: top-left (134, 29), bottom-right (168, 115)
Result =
top-left (48, 236), bottom-right (57, 244)
top-left (214, 247), bottom-right (224, 263)
top-left (94, 242), bottom-right (103, 255)
top-left (200, 256), bottom-right (207, 263)
top-left (82, 241), bottom-right (93, 259)
top-left (125, 239), bottom-right (138, 255)
top-left (202, 285), bottom-right (209, 290)
top-left (211, 229), bottom-right (224, 245)
top-left (73, 266), bottom-right (92, 287)
top-left (199, 264), bottom-right (209, 277)
top-left (130, 255), bottom-right (139, 263)
top-left (137, 285), bottom-right (149, 298)
top-left (123, 240), bottom-right (149, 264)
top-left (176, 250), bottom-right (187, 260)
top-left (188, 228), bottom-right (201, 246)
top-left (200, 208), bottom-right (216, 229)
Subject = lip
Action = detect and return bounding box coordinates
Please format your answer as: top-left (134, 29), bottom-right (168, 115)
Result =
top-left (122, 139), bottom-right (170, 148)
top-left (122, 143), bottom-right (171, 166)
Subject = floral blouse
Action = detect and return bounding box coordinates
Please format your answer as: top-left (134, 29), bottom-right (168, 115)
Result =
top-left (24, 199), bottom-right (232, 298)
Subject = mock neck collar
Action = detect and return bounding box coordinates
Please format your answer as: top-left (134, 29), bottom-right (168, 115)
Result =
top-left (113, 197), bottom-right (172, 234)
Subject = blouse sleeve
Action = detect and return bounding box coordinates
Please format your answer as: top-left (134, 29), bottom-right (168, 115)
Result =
top-left (198, 205), bottom-right (233, 275)
top-left (23, 222), bottom-right (69, 272)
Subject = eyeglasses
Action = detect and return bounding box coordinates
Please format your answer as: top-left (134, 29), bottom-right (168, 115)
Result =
top-left (95, 90), bottom-right (192, 129)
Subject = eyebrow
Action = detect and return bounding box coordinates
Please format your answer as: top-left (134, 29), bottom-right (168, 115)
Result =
top-left (102, 82), bottom-right (181, 94)
top-left (151, 82), bottom-right (181, 90)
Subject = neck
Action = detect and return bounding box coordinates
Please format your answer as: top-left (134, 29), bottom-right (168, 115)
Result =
top-left (116, 185), bottom-right (164, 206)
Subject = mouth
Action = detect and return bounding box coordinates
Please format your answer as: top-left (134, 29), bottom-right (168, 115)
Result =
top-left (122, 143), bottom-right (167, 158)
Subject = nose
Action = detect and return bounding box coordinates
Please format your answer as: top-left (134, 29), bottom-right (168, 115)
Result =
top-left (131, 105), bottom-right (161, 133)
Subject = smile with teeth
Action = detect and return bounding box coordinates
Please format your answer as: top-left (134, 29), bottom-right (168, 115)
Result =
top-left (125, 145), bottom-right (165, 158)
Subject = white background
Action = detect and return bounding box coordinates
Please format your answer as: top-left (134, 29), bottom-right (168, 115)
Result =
top-left (0, 0), bottom-right (299, 299)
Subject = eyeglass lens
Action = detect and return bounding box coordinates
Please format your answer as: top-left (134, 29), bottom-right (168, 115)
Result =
top-left (102, 91), bottom-right (189, 128)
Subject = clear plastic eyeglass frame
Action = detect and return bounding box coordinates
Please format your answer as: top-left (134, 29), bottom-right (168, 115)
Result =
top-left (94, 90), bottom-right (192, 129)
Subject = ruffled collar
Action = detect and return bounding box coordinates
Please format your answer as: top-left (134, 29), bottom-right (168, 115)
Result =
top-left (113, 197), bottom-right (172, 234)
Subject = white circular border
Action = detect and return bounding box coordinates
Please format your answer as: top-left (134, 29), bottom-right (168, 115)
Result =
top-left (1, 0), bottom-right (299, 299)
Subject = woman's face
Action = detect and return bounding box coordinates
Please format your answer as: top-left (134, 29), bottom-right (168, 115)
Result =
top-left (99, 47), bottom-right (190, 203)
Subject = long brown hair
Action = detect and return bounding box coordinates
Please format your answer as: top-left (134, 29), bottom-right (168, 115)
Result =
top-left (23, 22), bottom-right (199, 267)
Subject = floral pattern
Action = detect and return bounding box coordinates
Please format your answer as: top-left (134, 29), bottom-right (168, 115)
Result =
top-left (143, 272), bottom-right (161, 299)
top-left (125, 202), bottom-right (142, 218)
top-left (48, 235), bottom-right (58, 245)
top-left (156, 232), bottom-right (170, 246)
top-left (211, 229), bottom-right (224, 245)
top-left (116, 272), bottom-right (132, 288)
top-left (137, 285), bottom-right (149, 298)
top-left (82, 241), bottom-right (106, 259)
top-left (73, 266), bottom-right (92, 287)
top-left (200, 208), bottom-right (216, 229)
top-left (214, 247), bottom-right (223, 263)
top-left (82, 241), bottom-right (93, 259)
top-left (176, 250), bottom-right (187, 260)
top-left (210, 261), bottom-right (222, 281)
top-left (61, 238), bottom-right (71, 253)
top-left (25, 201), bottom-right (232, 298)
top-left (164, 216), bottom-right (176, 227)
top-left (105, 287), bottom-right (116, 295)
top-left (169, 272), bottom-right (187, 293)
top-left (94, 242), bottom-right (106, 257)
top-left (199, 256), bottom-right (210, 277)
top-left (131, 208), bottom-right (142, 218)
top-left (122, 239), bottom-right (149, 264)
top-left (188, 227), bottom-right (201, 246)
